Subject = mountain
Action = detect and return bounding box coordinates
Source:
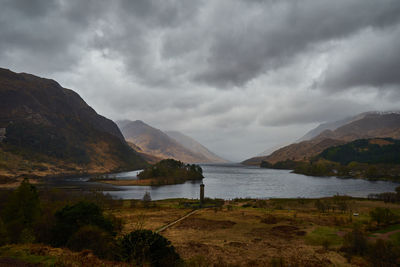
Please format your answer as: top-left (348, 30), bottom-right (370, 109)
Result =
top-left (297, 112), bottom-right (371, 141)
top-left (117, 120), bottom-right (208, 163)
top-left (0, 68), bottom-right (147, 179)
top-left (243, 138), bottom-right (346, 165)
top-left (126, 141), bottom-right (163, 164)
top-left (243, 112), bottom-right (400, 165)
top-left (117, 120), bottom-right (227, 163)
top-left (289, 138), bottom-right (400, 180)
top-left (165, 131), bottom-right (227, 163)
top-left (313, 112), bottom-right (400, 142)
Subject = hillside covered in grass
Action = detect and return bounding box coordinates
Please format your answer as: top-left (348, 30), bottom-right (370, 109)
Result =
top-left (0, 68), bottom-right (147, 183)
top-left (261, 138), bottom-right (400, 181)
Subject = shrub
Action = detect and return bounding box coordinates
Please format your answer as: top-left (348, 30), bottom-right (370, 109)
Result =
top-left (2, 179), bottom-right (40, 243)
top-left (370, 208), bottom-right (398, 226)
top-left (0, 218), bottom-right (8, 245)
top-left (51, 201), bottom-right (115, 246)
top-left (341, 225), bottom-right (368, 257)
top-left (367, 239), bottom-right (400, 266)
top-left (261, 214), bottom-right (278, 224)
top-left (143, 192), bottom-right (152, 208)
top-left (315, 199), bottom-right (328, 213)
top-left (66, 225), bottom-right (117, 260)
top-left (118, 230), bottom-right (180, 266)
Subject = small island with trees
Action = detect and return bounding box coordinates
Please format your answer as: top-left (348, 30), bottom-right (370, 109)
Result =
top-left (91, 159), bottom-right (204, 186)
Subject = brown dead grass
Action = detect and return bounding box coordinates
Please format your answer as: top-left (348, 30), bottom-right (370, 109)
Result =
top-left (160, 209), bottom-right (350, 266)
top-left (369, 138), bottom-right (394, 146)
top-left (174, 217), bottom-right (236, 230)
top-left (0, 244), bottom-right (129, 267)
top-left (113, 206), bottom-right (192, 234)
top-left (110, 198), bottom-right (400, 266)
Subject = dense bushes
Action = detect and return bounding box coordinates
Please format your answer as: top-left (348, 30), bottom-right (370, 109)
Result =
top-left (51, 201), bottom-right (116, 247)
top-left (66, 225), bottom-right (116, 259)
top-left (369, 208), bottom-right (398, 226)
top-left (341, 225), bottom-right (368, 257)
top-left (341, 226), bottom-right (400, 265)
top-left (119, 229), bottom-right (181, 266)
top-left (368, 239), bottom-right (400, 266)
top-left (369, 186), bottom-right (400, 203)
top-left (1, 179), bottom-right (40, 243)
top-left (0, 180), bottom-right (180, 265)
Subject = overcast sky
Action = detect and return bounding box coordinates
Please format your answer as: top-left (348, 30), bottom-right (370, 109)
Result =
top-left (1, 0), bottom-right (400, 161)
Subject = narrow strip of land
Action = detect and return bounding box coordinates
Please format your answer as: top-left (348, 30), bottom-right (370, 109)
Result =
top-left (156, 209), bottom-right (199, 233)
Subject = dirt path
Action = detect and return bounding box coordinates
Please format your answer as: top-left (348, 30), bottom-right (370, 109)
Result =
top-left (156, 209), bottom-right (199, 233)
top-left (369, 229), bottom-right (400, 241)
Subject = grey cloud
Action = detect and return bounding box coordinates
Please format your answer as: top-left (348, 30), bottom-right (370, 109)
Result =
top-left (119, 0), bottom-right (201, 28)
top-left (259, 94), bottom-right (372, 127)
top-left (2, 0), bottom-right (58, 17)
top-left (0, 0), bottom-right (110, 74)
top-left (192, 0), bottom-right (400, 88)
top-left (321, 26), bottom-right (400, 91)
top-left (2, 0), bottom-right (400, 160)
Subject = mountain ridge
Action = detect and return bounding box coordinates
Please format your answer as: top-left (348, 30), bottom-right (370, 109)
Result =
top-left (165, 130), bottom-right (228, 163)
top-left (0, 68), bottom-right (147, 179)
top-left (117, 120), bottom-right (227, 163)
top-left (243, 112), bottom-right (400, 165)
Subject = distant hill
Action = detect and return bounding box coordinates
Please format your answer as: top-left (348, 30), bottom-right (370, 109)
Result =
top-left (0, 68), bottom-right (147, 179)
top-left (165, 131), bottom-right (227, 163)
top-left (126, 141), bottom-right (163, 164)
top-left (319, 138), bottom-right (400, 165)
top-left (297, 112), bottom-right (372, 141)
top-left (117, 120), bottom-right (220, 163)
top-left (243, 138), bottom-right (346, 165)
top-left (243, 112), bottom-right (400, 165)
top-left (287, 138), bottom-right (400, 180)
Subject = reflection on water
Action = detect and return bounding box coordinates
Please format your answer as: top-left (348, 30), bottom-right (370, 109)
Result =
top-left (45, 164), bottom-right (399, 200)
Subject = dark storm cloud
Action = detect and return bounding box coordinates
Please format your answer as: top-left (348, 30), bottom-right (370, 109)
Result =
top-left (321, 26), bottom-right (400, 91)
top-left (1, 0), bottom-right (400, 160)
top-left (0, 0), bottom-right (111, 73)
top-left (192, 0), bottom-right (400, 88)
top-left (2, 0), bottom-right (400, 90)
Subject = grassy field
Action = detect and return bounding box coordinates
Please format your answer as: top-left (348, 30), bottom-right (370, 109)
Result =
top-left (1, 197), bottom-right (400, 266)
top-left (107, 197), bottom-right (400, 266)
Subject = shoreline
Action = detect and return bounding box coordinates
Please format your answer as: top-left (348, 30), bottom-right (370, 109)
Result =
top-left (90, 177), bottom-right (200, 186)
top-left (0, 166), bottom-right (143, 189)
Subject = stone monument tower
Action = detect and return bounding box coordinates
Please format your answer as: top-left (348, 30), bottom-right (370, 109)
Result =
top-left (200, 183), bottom-right (205, 204)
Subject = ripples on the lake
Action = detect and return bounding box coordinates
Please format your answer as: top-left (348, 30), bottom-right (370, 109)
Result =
top-left (47, 163), bottom-right (399, 200)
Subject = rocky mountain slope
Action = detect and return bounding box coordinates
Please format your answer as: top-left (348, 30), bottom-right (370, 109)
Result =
top-left (126, 141), bottom-right (163, 164)
top-left (0, 68), bottom-right (147, 179)
top-left (165, 131), bottom-right (227, 163)
top-left (117, 120), bottom-right (226, 163)
top-left (297, 112), bottom-right (372, 142)
top-left (243, 112), bottom-right (400, 165)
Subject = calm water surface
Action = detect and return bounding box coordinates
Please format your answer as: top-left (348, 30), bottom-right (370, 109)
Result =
top-left (47, 164), bottom-right (399, 200)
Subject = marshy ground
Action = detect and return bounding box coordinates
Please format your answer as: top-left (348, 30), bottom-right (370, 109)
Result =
top-left (112, 197), bottom-right (400, 266)
top-left (1, 197), bottom-right (400, 266)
